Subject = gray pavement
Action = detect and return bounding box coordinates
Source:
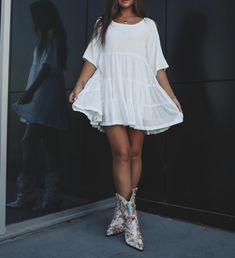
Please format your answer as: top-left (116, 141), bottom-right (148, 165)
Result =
top-left (0, 208), bottom-right (235, 258)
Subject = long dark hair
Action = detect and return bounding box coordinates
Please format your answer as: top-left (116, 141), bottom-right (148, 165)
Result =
top-left (91, 0), bottom-right (147, 46)
top-left (30, 0), bottom-right (68, 70)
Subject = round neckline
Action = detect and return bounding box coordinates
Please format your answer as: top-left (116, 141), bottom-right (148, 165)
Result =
top-left (111, 17), bottom-right (146, 26)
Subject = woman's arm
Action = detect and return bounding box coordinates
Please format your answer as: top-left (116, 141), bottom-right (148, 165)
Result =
top-left (156, 69), bottom-right (183, 112)
top-left (69, 60), bottom-right (97, 103)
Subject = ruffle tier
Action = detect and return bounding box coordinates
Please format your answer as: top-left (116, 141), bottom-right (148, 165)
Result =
top-left (72, 53), bottom-right (183, 135)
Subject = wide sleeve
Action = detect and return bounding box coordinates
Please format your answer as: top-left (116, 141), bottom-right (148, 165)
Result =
top-left (146, 20), bottom-right (169, 76)
top-left (82, 17), bottom-right (102, 68)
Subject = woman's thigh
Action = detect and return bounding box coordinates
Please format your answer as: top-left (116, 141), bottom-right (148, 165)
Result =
top-left (103, 125), bottom-right (130, 158)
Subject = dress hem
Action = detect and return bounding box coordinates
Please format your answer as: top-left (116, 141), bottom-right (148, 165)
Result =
top-left (91, 116), bottom-right (183, 135)
top-left (72, 101), bottom-right (183, 135)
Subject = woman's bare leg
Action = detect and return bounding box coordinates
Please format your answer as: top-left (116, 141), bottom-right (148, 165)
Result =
top-left (104, 125), bottom-right (145, 250)
top-left (104, 125), bottom-right (132, 200)
top-left (127, 127), bottom-right (145, 188)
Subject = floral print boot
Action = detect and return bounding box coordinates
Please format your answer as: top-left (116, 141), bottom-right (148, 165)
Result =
top-left (117, 187), bottom-right (144, 251)
top-left (106, 193), bottom-right (125, 236)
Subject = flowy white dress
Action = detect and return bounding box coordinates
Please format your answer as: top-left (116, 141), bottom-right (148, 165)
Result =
top-left (72, 17), bottom-right (184, 135)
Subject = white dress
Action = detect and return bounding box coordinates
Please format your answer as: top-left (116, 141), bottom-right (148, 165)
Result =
top-left (72, 17), bottom-right (184, 135)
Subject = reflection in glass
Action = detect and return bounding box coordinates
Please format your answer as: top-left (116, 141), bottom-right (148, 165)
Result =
top-left (7, 0), bottom-right (69, 211)
top-left (5, 1), bottom-right (96, 224)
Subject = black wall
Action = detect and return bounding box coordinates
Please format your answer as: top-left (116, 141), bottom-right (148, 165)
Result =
top-left (138, 0), bottom-right (235, 230)
top-left (7, 0), bottom-right (235, 229)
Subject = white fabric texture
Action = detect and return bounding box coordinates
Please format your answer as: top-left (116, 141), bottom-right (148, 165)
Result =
top-left (72, 17), bottom-right (183, 135)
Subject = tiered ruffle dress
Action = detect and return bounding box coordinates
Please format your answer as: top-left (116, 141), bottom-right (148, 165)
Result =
top-left (72, 17), bottom-right (183, 135)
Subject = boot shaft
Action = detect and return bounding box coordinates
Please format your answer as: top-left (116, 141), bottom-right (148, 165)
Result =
top-left (116, 187), bottom-right (144, 251)
top-left (116, 187), bottom-right (138, 216)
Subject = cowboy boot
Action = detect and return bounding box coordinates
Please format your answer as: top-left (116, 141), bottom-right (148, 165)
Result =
top-left (106, 187), bottom-right (139, 236)
top-left (106, 194), bottom-right (125, 236)
top-left (7, 173), bottom-right (37, 208)
top-left (117, 187), bottom-right (144, 251)
top-left (42, 172), bottom-right (63, 210)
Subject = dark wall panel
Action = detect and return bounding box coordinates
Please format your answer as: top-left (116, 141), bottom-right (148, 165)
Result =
top-left (166, 0), bottom-right (235, 83)
top-left (144, 0), bottom-right (166, 48)
top-left (165, 82), bottom-right (235, 215)
top-left (87, 0), bottom-right (108, 34)
top-left (138, 0), bottom-right (235, 226)
top-left (138, 135), bottom-right (167, 202)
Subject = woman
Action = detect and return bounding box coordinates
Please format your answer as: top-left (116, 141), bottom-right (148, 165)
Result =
top-left (8, 0), bottom-right (69, 211)
top-left (69, 0), bottom-right (183, 251)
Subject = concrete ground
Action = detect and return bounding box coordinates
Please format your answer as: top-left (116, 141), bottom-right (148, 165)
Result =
top-left (0, 208), bottom-right (235, 258)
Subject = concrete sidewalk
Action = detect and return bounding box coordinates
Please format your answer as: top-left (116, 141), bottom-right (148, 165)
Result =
top-left (0, 208), bottom-right (235, 258)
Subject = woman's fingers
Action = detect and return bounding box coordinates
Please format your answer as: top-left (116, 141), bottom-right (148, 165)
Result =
top-left (176, 100), bottom-right (183, 113)
top-left (68, 92), bottom-right (73, 103)
top-left (178, 104), bottom-right (182, 112)
top-left (173, 98), bottom-right (183, 113)
top-left (69, 91), bottom-right (77, 103)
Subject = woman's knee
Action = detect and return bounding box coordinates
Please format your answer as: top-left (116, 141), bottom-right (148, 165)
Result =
top-left (130, 148), bottom-right (142, 160)
top-left (113, 148), bottom-right (131, 162)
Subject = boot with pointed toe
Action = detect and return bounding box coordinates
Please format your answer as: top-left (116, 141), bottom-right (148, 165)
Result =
top-left (117, 187), bottom-right (144, 251)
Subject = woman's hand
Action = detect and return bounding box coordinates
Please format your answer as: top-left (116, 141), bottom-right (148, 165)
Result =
top-left (156, 70), bottom-right (183, 113)
top-left (172, 97), bottom-right (183, 113)
top-left (69, 88), bottom-right (83, 103)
